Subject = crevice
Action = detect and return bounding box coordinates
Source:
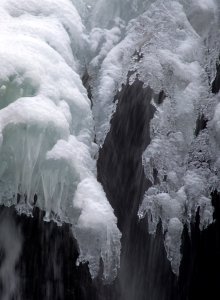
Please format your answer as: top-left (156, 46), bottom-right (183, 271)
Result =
top-left (97, 78), bottom-right (178, 300)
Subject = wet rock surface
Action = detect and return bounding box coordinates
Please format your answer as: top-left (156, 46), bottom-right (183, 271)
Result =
top-left (97, 79), bottom-right (178, 300)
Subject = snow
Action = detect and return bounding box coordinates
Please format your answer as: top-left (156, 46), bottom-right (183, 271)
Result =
top-left (0, 0), bottom-right (121, 282)
top-left (137, 0), bottom-right (219, 274)
top-left (78, 0), bottom-right (220, 275)
top-left (0, 0), bottom-right (220, 281)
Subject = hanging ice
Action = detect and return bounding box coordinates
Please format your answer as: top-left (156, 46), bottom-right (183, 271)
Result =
top-left (0, 0), bottom-right (121, 282)
top-left (81, 0), bottom-right (220, 275)
top-left (134, 0), bottom-right (219, 274)
top-left (1, 0), bottom-right (220, 282)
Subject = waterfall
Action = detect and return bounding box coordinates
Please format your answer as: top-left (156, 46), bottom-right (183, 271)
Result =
top-left (0, 0), bottom-right (219, 299)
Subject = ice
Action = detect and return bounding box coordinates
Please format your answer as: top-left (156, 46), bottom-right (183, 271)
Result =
top-left (0, 0), bottom-right (121, 281)
top-left (73, 177), bottom-right (121, 281)
top-left (91, 0), bottom-right (203, 144)
top-left (80, 0), bottom-right (220, 275)
top-left (165, 218), bottom-right (183, 275)
top-left (180, 0), bottom-right (218, 37)
top-left (72, 0), bottom-right (153, 29)
top-left (137, 0), bottom-right (219, 274)
top-left (0, 0), bottom-right (219, 281)
top-left (90, 0), bottom-right (219, 145)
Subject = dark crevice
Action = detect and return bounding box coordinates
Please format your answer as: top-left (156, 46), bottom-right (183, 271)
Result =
top-left (82, 69), bottom-right (93, 102)
top-left (212, 61), bottom-right (220, 94)
top-left (195, 114), bottom-right (207, 137)
top-left (97, 78), bottom-right (178, 300)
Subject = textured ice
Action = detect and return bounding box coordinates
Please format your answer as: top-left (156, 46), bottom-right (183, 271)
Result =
top-left (81, 0), bottom-right (220, 275)
top-left (0, 0), bottom-right (121, 282)
top-left (1, 0), bottom-right (220, 281)
top-left (72, 0), bottom-right (153, 29)
top-left (90, 0), bottom-right (219, 145)
top-left (136, 0), bottom-right (219, 273)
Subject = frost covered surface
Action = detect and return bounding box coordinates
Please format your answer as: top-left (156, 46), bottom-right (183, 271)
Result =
top-left (0, 0), bottom-right (121, 281)
top-left (80, 0), bottom-right (220, 275)
top-left (135, 0), bottom-right (220, 274)
top-left (91, 0), bottom-right (219, 145)
top-left (1, 0), bottom-right (220, 281)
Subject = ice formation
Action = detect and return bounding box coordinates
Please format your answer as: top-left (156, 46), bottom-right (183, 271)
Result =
top-left (137, 0), bottom-right (220, 273)
top-left (76, 0), bottom-right (220, 275)
top-left (1, 0), bottom-right (220, 281)
top-left (0, 0), bottom-right (121, 282)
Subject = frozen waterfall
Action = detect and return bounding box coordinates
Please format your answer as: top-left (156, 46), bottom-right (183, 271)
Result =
top-left (0, 0), bottom-right (121, 283)
top-left (0, 0), bottom-right (220, 299)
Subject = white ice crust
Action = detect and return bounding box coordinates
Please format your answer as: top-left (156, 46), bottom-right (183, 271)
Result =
top-left (0, 0), bottom-right (121, 282)
top-left (75, 0), bottom-right (220, 275)
top-left (1, 0), bottom-right (220, 280)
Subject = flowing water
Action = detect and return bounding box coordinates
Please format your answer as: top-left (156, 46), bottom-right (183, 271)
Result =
top-left (0, 1), bottom-right (220, 299)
